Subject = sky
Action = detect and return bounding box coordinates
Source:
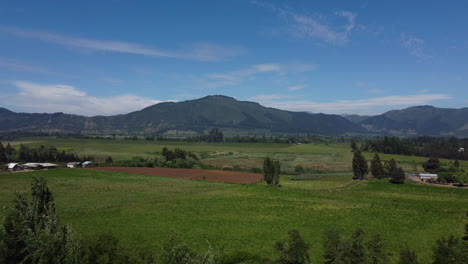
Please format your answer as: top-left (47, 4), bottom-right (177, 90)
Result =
top-left (0, 0), bottom-right (467, 116)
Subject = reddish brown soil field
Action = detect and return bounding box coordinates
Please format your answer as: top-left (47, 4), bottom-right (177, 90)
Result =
top-left (91, 167), bottom-right (263, 184)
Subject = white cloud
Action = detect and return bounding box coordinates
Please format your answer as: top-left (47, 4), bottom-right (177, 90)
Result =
top-left (252, 94), bottom-right (451, 115)
top-left (288, 85), bottom-right (305, 91)
top-left (6, 81), bottom-right (161, 116)
top-left (0, 26), bottom-right (244, 61)
top-left (253, 1), bottom-right (357, 45)
top-left (401, 33), bottom-right (431, 60)
top-left (204, 63), bottom-right (317, 89)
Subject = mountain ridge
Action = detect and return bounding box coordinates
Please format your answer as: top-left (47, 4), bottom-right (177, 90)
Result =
top-left (0, 95), bottom-right (362, 136)
top-left (2, 96), bottom-right (468, 137)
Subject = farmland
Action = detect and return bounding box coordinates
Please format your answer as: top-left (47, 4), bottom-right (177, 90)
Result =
top-left (0, 138), bottom-right (467, 263)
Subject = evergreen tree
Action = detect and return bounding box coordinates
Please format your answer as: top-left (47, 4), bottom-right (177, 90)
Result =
top-left (398, 247), bottom-right (419, 264)
top-left (0, 177), bottom-right (83, 263)
top-left (0, 142), bottom-right (6, 163)
top-left (390, 167), bottom-right (406, 184)
top-left (370, 153), bottom-right (385, 179)
top-left (207, 128), bottom-right (223, 143)
top-left (366, 234), bottom-right (389, 264)
top-left (454, 159), bottom-right (460, 169)
top-left (348, 228), bottom-right (367, 264)
top-left (352, 150), bottom-right (368, 180)
top-left (263, 157), bottom-right (281, 186)
top-left (423, 157), bottom-right (440, 173)
top-left (274, 230), bottom-right (311, 264)
top-left (350, 138), bottom-right (358, 152)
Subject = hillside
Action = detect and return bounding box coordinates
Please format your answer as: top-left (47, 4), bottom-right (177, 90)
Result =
top-left (0, 96), bottom-right (362, 136)
top-left (359, 105), bottom-right (468, 136)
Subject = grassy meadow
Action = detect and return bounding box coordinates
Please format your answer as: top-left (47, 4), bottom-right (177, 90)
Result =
top-left (0, 138), bottom-right (467, 263)
top-left (6, 137), bottom-right (467, 173)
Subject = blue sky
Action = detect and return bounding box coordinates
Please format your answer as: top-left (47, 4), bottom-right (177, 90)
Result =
top-left (0, 0), bottom-right (467, 116)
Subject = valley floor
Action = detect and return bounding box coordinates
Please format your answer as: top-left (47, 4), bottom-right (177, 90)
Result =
top-left (0, 168), bottom-right (466, 263)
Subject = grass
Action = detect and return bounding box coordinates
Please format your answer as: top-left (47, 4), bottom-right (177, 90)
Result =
top-left (0, 168), bottom-right (467, 263)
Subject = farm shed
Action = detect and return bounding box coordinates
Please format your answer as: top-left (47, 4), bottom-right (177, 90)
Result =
top-left (82, 161), bottom-right (93, 168)
top-left (22, 163), bottom-right (58, 170)
top-left (419, 173), bottom-right (438, 182)
top-left (5, 163), bottom-right (21, 172)
top-left (67, 162), bottom-right (81, 168)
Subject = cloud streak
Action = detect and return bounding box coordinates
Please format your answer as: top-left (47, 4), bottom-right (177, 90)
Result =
top-left (253, 1), bottom-right (357, 45)
top-left (204, 63), bottom-right (317, 89)
top-left (5, 81), bottom-right (161, 116)
top-left (401, 33), bottom-right (431, 60)
top-left (252, 94), bottom-right (451, 114)
top-left (288, 85), bottom-right (305, 91)
top-left (0, 26), bottom-right (244, 61)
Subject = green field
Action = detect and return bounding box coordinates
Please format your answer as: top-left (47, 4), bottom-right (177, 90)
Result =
top-left (0, 168), bottom-right (467, 263)
top-left (7, 137), bottom-right (467, 173)
top-left (1, 138), bottom-right (468, 262)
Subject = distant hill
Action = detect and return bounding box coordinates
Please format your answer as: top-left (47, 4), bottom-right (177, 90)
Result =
top-left (0, 96), bottom-right (363, 136)
top-left (359, 105), bottom-right (468, 136)
top-left (342, 114), bottom-right (370, 124)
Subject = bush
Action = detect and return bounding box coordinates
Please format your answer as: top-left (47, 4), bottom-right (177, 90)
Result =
top-left (274, 230), bottom-right (311, 264)
top-left (295, 165), bottom-right (305, 174)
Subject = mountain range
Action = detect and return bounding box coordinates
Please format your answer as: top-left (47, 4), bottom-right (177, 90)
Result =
top-left (1, 96), bottom-right (467, 137)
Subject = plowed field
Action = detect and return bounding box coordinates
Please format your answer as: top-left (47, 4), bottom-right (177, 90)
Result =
top-left (91, 167), bottom-right (263, 184)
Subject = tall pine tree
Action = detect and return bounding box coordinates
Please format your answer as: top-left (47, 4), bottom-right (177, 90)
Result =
top-left (370, 153), bottom-right (385, 179)
top-left (352, 149), bottom-right (368, 180)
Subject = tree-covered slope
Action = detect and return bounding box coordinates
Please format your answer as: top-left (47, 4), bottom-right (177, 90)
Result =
top-left (360, 105), bottom-right (468, 136)
top-left (0, 96), bottom-right (363, 135)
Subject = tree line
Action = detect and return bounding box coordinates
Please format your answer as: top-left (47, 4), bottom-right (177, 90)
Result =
top-left (361, 136), bottom-right (468, 160)
top-left (1, 177), bottom-right (467, 263)
top-left (0, 142), bottom-right (93, 164)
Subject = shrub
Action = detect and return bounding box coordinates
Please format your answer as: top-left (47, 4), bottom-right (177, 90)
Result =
top-left (274, 230), bottom-right (311, 264)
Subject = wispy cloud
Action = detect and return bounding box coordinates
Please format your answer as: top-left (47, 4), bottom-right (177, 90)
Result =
top-left (0, 26), bottom-right (244, 61)
top-left (401, 33), bottom-right (431, 60)
top-left (253, 1), bottom-right (357, 45)
top-left (203, 63), bottom-right (317, 89)
top-left (4, 81), bottom-right (161, 116)
top-left (367, 89), bottom-right (384, 94)
top-left (0, 57), bottom-right (76, 77)
top-left (252, 94), bottom-right (451, 114)
top-left (288, 85), bottom-right (305, 91)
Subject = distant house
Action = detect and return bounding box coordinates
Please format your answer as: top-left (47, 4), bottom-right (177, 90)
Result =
top-left (67, 162), bottom-right (81, 168)
top-left (82, 161), bottom-right (93, 168)
top-left (5, 163), bottom-right (21, 172)
top-left (419, 173), bottom-right (438, 182)
top-left (459, 147), bottom-right (465, 152)
top-left (22, 163), bottom-right (58, 170)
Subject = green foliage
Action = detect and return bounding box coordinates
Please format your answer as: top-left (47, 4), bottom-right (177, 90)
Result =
top-left (0, 177), bottom-right (83, 264)
top-left (322, 228), bottom-right (390, 264)
top-left (352, 149), bottom-right (368, 180)
top-left (218, 251), bottom-right (273, 264)
top-left (350, 138), bottom-right (358, 152)
top-left (432, 235), bottom-right (468, 264)
top-left (273, 230), bottom-right (311, 264)
top-left (370, 153), bottom-right (385, 179)
top-left (207, 128), bottom-right (224, 143)
top-left (295, 165), bottom-right (305, 174)
top-left (389, 168), bottom-right (405, 184)
top-left (454, 159), bottom-right (460, 168)
top-left (423, 157), bottom-right (441, 173)
top-left (263, 157), bottom-right (280, 186)
top-left (0, 142), bottom-right (90, 163)
top-left (398, 247), bottom-right (419, 264)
